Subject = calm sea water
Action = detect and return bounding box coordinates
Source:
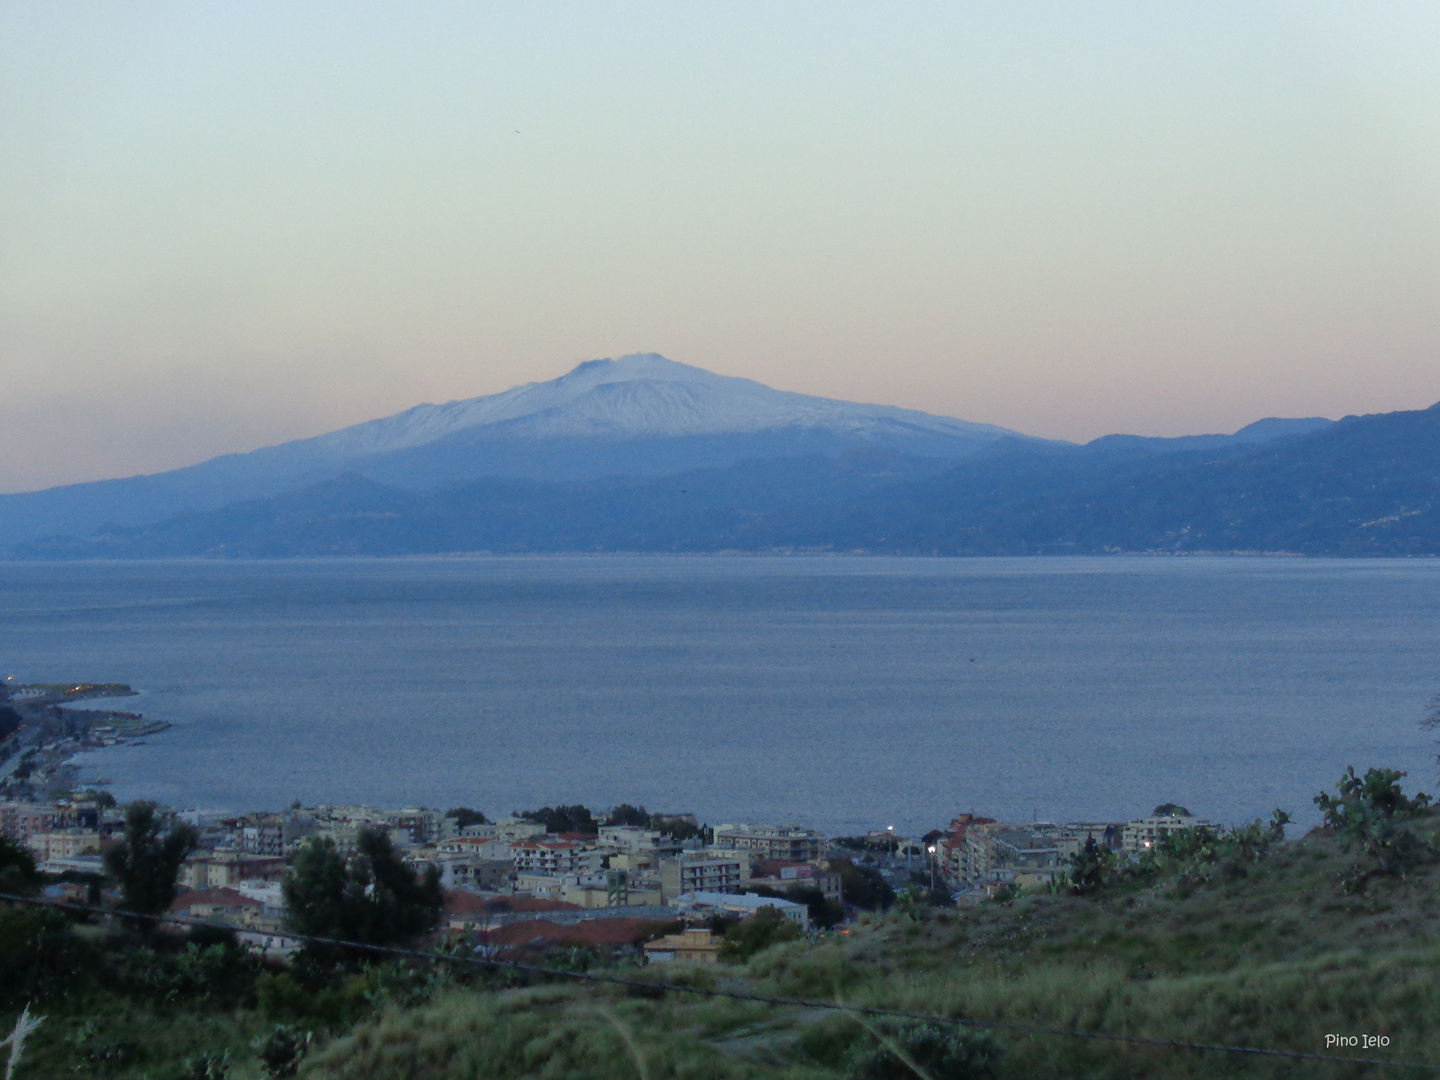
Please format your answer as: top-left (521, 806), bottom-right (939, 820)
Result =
top-left (1, 556), bottom-right (1437, 835)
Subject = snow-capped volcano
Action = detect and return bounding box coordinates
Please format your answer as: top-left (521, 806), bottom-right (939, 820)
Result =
top-left (0, 355), bottom-right (1027, 547)
top-left (301, 353), bottom-right (1015, 457)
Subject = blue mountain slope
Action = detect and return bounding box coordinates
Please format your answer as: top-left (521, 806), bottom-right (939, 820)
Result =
top-left (0, 354), bottom-right (1028, 548)
top-left (17, 401), bottom-right (1404, 559)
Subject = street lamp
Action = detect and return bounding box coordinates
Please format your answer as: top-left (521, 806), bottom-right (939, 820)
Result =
top-left (926, 845), bottom-right (937, 892)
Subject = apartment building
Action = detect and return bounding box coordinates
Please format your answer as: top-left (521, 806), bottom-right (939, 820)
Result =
top-left (672, 890), bottom-right (810, 930)
top-left (644, 927), bottom-right (722, 964)
top-left (436, 836), bottom-right (511, 860)
top-left (937, 813), bottom-right (997, 878)
top-left (956, 824), bottom-right (1065, 885)
top-left (180, 850), bottom-right (286, 890)
top-left (26, 829), bottom-right (101, 862)
top-left (237, 814), bottom-right (285, 857)
top-left (659, 852), bottom-right (748, 899)
top-left (489, 818), bottom-right (548, 843)
top-left (598, 825), bottom-right (676, 854)
top-left (510, 838), bottom-right (606, 876)
top-left (385, 807), bottom-right (445, 847)
top-left (0, 803), bottom-right (58, 847)
top-left (712, 823), bottom-right (825, 863)
top-left (1122, 814), bottom-right (1209, 855)
top-left (952, 820), bottom-right (1130, 886)
top-left (438, 856), bottom-right (512, 893)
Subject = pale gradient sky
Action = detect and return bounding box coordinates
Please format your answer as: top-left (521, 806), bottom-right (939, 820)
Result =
top-left (3, 3), bottom-right (1440, 493)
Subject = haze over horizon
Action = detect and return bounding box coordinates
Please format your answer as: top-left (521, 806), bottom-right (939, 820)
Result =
top-left (5, 4), bottom-right (1440, 494)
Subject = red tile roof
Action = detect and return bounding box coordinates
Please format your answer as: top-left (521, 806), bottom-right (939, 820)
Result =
top-left (170, 887), bottom-right (261, 912)
top-left (510, 839), bottom-right (583, 852)
top-left (477, 917), bottom-right (677, 948)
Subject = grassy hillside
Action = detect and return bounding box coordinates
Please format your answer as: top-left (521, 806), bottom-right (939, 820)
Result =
top-left (7, 803), bottom-right (1440, 1078)
top-left (300, 815), bottom-right (1440, 1080)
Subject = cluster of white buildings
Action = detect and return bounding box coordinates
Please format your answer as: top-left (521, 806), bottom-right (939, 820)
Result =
top-left (0, 796), bottom-right (113, 875)
top-left (931, 810), bottom-right (1211, 895)
top-left (425, 818), bottom-right (833, 926)
top-left (2, 790), bottom-right (1215, 942)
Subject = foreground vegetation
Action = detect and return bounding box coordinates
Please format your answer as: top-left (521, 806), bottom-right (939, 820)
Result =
top-left (6, 771), bottom-right (1440, 1078)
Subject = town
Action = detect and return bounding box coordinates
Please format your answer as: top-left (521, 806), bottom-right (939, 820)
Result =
top-left (2, 677), bottom-right (1210, 965)
top-left (2, 793), bottom-right (1212, 961)
top-left (7, 687), bottom-right (1435, 1080)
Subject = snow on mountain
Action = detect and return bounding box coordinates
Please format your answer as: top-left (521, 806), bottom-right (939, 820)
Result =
top-left (0, 354), bottom-right (1024, 548)
top-left (0, 354), bottom-right (1352, 552)
top-left (297, 353), bottom-right (1016, 457)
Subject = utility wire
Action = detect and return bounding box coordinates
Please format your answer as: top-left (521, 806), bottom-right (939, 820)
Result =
top-left (1, 890), bottom-right (1435, 1072)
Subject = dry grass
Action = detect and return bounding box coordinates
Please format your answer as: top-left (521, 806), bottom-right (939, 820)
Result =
top-left (300, 818), bottom-right (1440, 1079)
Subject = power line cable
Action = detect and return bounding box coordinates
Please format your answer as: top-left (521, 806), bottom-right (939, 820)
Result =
top-left (1, 890), bottom-right (1434, 1072)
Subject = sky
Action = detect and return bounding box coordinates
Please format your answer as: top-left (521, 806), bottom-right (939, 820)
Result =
top-left (3, 3), bottom-right (1440, 493)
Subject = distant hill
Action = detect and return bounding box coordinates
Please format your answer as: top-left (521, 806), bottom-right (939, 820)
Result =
top-left (789, 402), bottom-right (1440, 555)
top-left (0, 354), bottom-right (1029, 548)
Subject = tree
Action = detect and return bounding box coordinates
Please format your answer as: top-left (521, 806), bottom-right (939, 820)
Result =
top-left (651, 814), bottom-right (704, 842)
top-left (1065, 837), bottom-right (1117, 896)
top-left (104, 801), bottom-right (198, 916)
top-left (606, 803), bottom-right (651, 827)
top-left (443, 807), bottom-right (488, 830)
top-left (1152, 803), bottom-right (1190, 817)
top-left (283, 827), bottom-right (442, 950)
top-left (828, 857), bottom-right (896, 911)
top-left (12, 751), bottom-right (37, 782)
top-left (0, 834), bottom-right (40, 896)
top-left (717, 907), bottom-right (801, 963)
top-left (517, 805), bottom-right (598, 835)
top-left (788, 885), bottom-right (846, 929)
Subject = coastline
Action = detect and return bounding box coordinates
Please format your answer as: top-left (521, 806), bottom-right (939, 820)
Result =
top-left (0, 682), bottom-right (169, 800)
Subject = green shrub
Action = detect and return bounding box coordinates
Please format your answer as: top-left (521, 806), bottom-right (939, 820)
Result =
top-left (85, 1037), bottom-right (142, 1071)
top-left (0, 903), bottom-right (93, 1005)
top-left (177, 1049), bottom-right (231, 1079)
top-left (107, 940), bottom-right (263, 1007)
top-left (302, 987), bottom-right (755, 1080)
top-left (0, 835), bottom-right (40, 896)
top-left (1064, 838), bottom-right (1117, 896)
top-left (986, 883), bottom-right (1019, 905)
top-left (1315, 766), bottom-right (1432, 889)
top-left (719, 907), bottom-right (802, 963)
top-left (256, 970), bottom-right (373, 1028)
top-left (847, 1022), bottom-right (1003, 1080)
top-left (253, 1023), bottom-right (313, 1078)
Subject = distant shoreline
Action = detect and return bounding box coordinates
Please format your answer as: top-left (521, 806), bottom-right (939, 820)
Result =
top-left (5, 550), bottom-right (1440, 564)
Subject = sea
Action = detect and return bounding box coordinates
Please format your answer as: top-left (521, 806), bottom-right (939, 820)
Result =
top-left (1, 556), bottom-right (1437, 836)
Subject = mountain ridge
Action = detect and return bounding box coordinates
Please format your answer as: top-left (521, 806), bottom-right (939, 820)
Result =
top-left (0, 353), bottom-right (1031, 547)
top-left (8, 352), bottom-right (1403, 558)
top-left (21, 401), bottom-right (1437, 560)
